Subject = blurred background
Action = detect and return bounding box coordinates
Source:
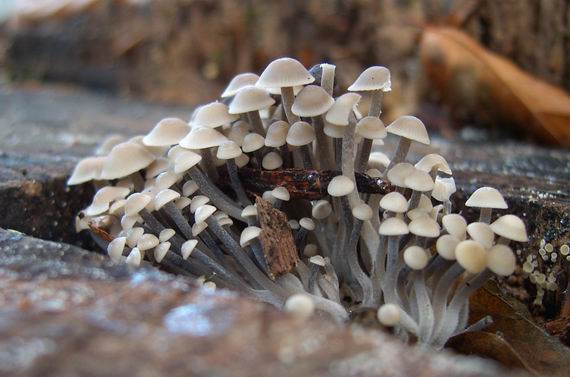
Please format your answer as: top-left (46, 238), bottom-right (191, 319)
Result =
top-left (1, 0), bottom-right (569, 144)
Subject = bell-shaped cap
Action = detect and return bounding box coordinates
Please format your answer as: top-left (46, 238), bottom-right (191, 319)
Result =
top-left (323, 123), bottom-right (345, 138)
top-left (256, 57), bottom-right (315, 88)
top-left (272, 187), bottom-right (290, 201)
top-left (181, 239), bottom-right (198, 259)
top-left (195, 204), bottom-right (217, 224)
top-left (403, 246), bottom-right (428, 270)
top-left (312, 200), bottom-right (332, 219)
top-left (292, 85), bottom-right (334, 117)
top-left (216, 140), bottom-right (242, 160)
top-left (378, 217), bottom-right (409, 236)
top-left (240, 226), bottom-right (262, 247)
top-left (415, 153), bottom-right (452, 175)
top-left (193, 102), bottom-right (239, 128)
top-left (143, 118), bottom-right (189, 146)
top-left (387, 163), bottom-right (414, 187)
top-left (159, 228), bottom-right (176, 242)
top-left (137, 233), bottom-right (159, 251)
top-left (174, 150), bottom-right (202, 174)
top-left (190, 195), bottom-right (211, 213)
top-left (242, 133), bottom-right (265, 153)
top-left (68, 156), bottom-right (106, 185)
top-left (241, 204), bottom-right (257, 218)
top-left (380, 192), bottom-right (408, 213)
top-left (386, 116), bottom-right (430, 145)
top-left (179, 126), bottom-right (228, 149)
top-left (262, 151), bottom-right (283, 170)
top-left (465, 187), bottom-right (507, 209)
top-left (299, 217), bottom-right (316, 231)
top-left (182, 180), bottom-right (199, 197)
top-left (436, 234), bottom-right (460, 260)
top-left (95, 135), bottom-right (125, 156)
top-left (368, 151), bottom-right (390, 171)
top-left (229, 86), bottom-right (275, 114)
top-left (265, 120), bottom-right (289, 147)
top-left (154, 188), bottom-right (181, 210)
top-left (356, 116), bottom-right (386, 139)
top-left (455, 240), bottom-right (487, 274)
top-left (409, 216), bottom-right (440, 238)
top-left (325, 93), bottom-right (361, 126)
top-left (222, 72), bottom-right (259, 98)
top-left (404, 169), bottom-right (434, 192)
top-left (287, 121), bottom-right (315, 146)
top-left (125, 193), bottom-right (152, 217)
top-left (352, 203), bottom-right (373, 221)
top-left (467, 222), bottom-right (495, 249)
top-left (487, 244), bottom-right (516, 276)
top-left (154, 242), bottom-right (171, 263)
top-left (490, 215), bottom-right (528, 242)
top-left (327, 175), bottom-right (355, 197)
top-left (432, 177), bottom-right (456, 202)
top-left (442, 214), bottom-right (467, 239)
top-left (101, 142), bottom-right (155, 180)
top-left (348, 66), bottom-right (391, 92)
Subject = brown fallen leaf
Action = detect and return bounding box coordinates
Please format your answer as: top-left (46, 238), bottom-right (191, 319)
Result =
top-left (450, 281), bottom-right (570, 377)
top-left (420, 27), bottom-right (570, 146)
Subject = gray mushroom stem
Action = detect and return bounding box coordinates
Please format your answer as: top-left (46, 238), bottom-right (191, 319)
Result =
top-left (413, 270), bottom-right (435, 343)
top-left (299, 145), bottom-right (314, 169)
top-left (248, 111), bottom-right (266, 136)
top-left (226, 158), bottom-right (251, 205)
top-left (280, 86), bottom-right (300, 124)
top-left (355, 138), bottom-right (373, 173)
top-left (312, 116), bottom-right (333, 170)
top-left (382, 236), bottom-right (402, 306)
top-left (346, 218), bottom-right (374, 307)
top-left (320, 64), bottom-right (335, 96)
top-left (479, 207), bottom-right (492, 224)
top-left (341, 115), bottom-right (361, 207)
top-left (384, 138), bottom-right (412, 174)
top-left (368, 90), bottom-right (383, 117)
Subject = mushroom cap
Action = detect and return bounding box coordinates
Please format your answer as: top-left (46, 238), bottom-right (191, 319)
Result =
top-left (432, 177), bottom-right (456, 202)
top-left (487, 244), bottom-right (516, 276)
top-left (403, 246), bottom-right (428, 270)
top-left (356, 116), bottom-right (386, 139)
top-left (265, 121), bottom-right (290, 147)
top-left (222, 72), bottom-right (259, 98)
top-left (378, 217), bottom-right (409, 236)
top-left (137, 233), bottom-right (159, 251)
top-left (155, 171), bottom-right (182, 190)
top-left (240, 226), bottom-right (262, 247)
top-left (126, 248), bottom-right (142, 267)
top-left (154, 242), bottom-right (171, 263)
top-left (195, 204), bottom-right (217, 224)
top-left (179, 126), bottom-right (228, 149)
top-left (242, 133), bottom-right (265, 153)
top-left (262, 151), bottom-right (283, 170)
top-left (84, 186), bottom-right (131, 216)
top-left (467, 222), bottom-right (495, 249)
top-left (292, 85), bottom-right (334, 117)
top-left (129, 135), bottom-right (169, 157)
top-left (386, 115), bottom-right (430, 145)
top-left (193, 102), bottom-right (239, 128)
top-left (101, 142), bottom-right (155, 180)
top-left (154, 188), bottom-right (181, 210)
top-left (325, 93), bottom-right (361, 126)
top-left (368, 151), bottom-right (391, 171)
top-left (175, 196), bottom-right (192, 210)
top-left (455, 240), bottom-right (488, 274)
top-left (125, 193), bottom-right (152, 217)
top-left (348, 66), bottom-right (391, 92)
top-left (229, 85), bottom-right (275, 114)
top-left (181, 239), bottom-right (198, 259)
top-left (241, 204), bottom-right (257, 218)
top-left (309, 255), bottom-right (326, 266)
top-left (465, 187), bottom-right (507, 209)
top-left (377, 304), bottom-right (400, 326)
top-left (387, 163), bottom-right (415, 187)
top-left (145, 158), bottom-right (170, 179)
top-left (409, 216), bottom-right (440, 238)
top-left (227, 120), bottom-right (250, 146)
top-left (323, 123), bottom-right (345, 138)
top-left (436, 234), bottom-right (460, 260)
top-left (366, 168), bottom-right (382, 178)
top-left (174, 150), bottom-right (202, 174)
top-left (68, 156), bottom-right (106, 185)
top-left (190, 195), bottom-right (211, 213)
top-left (126, 227), bottom-right (144, 248)
top-left (417, 194), bottom-right (433, 211)
top-left (284, 294), bottom-right (315, 319)
top-left (327, 175), bottom-right (355, 197)
top-left (182, 180), bottom-right (199, 197)
top-left (272, 187), bottom-right (290, 201)
top-left (167, 145), bottom-right (188, 163)
top-left (159, 228), bottom-right (176, 242)
top-left (256, 57), bottom-right (315, 88)
top-left (266, 85), bottom-right (303, 96)
top-left (108, 199), bottom-right (127, 216)
top-left (287, 121), bottom-right (316, 146)
top-left (288, 219), bottom-right (300, 230)
top-left (143, 118), bottom-right (190, 147)
top-left (404, 169), bottom-right (434, 192)
top-left (107, 237), bottom-right (126, 263)
top-left (192, 222), bottom-right (208, 236)
top-left (95, 134), bottom-right (125, 156)
top-left (312, 200), bottom-right (332, 219)
top-left (352, 203), bottom-right (373, 221)
top-left (415, 153), bottom-right (452, 175)
top-left (299, 217), bottom-right (315, 231)
top-left (379, 192), bottom-right (408, 213)
top-left (216, 140), bottom-right (242, 160)
top-left (490, 215), bottom-right (528, 242)
top-left (442, 214), bottom-right (467, 239)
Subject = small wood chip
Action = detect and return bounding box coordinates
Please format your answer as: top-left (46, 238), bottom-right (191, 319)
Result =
top-left (255, 196), bottom-right (299, 279)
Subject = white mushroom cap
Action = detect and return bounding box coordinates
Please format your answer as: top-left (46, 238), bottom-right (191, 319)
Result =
top-left (155, 171), bottom-right (182, 190)
top-left (417, 194), bottom-right (433, 211)
top-left (266, 85), bottom-right (303, 96)
top-left (68, 156), bottom-right (106, 185)
top-left (292, 85), bottom-right (335, 117)
top-left (95, 134), bottom-right (125, 156)
top-left (192, 222), bottom-right (207, 236)
top-left (378, 217), bottom-right (409, 236)
top-left (179, 126), bottom-right (228, 149)
top-left (109, 199), bottom-right (127, 216)
top-left (256, 57), bottom-right (315, 88)
top-left (101, 142), bottom-right (155, 180)
top-left (129, 135), bottom-right (169, 157)
top-left (137, 233), bottom-right (159, 251)
top-left (227, 120), bottom-right (250, 146)
top-left (240, 226), bottom-right (262, 247)
top-left (309, 255), bottom-right (326, 266)
top-left (159, 228), bottom-right (176, 242)
top-left (262, 152), bottom-right (283, 170)
top-left (154, 242), bottom-right (171, 263)
top-left (229, 85), bottom-right (275, 114)
top-left (126, 248), bottom-right (142, 267)
top-left (287, 121), bottom-right (316, 146)
top-left (455, 240), bottom-right (488, 274)
top-left (107, 237), bottom-right (126, 263)
top-left (145, 158), bottom-right (170, 179)
top-left (467, 222), bottom-right (495, 249)
top-left (380, 192), bottom-right (409, 213)
top-left (465, 187), bottom-right (508, 209)
top-left (121, 215), bottom-right (140, 231)
top-left (312, 200), bottom-right (332, 219)
top-left (190, 195), bottom-right (211, 213)
top-left (403, 246), bottom-right (428, 270)
top-left (84, 186), bottom-right (131, 216)
top-left (366, 168), bottom-right (382, 178)
top-left (377, 304), bottom-right (400, 326)
top-left (299, 217), bottom-right (316, 231)
top-left (222, 72), bottom-right (259, 98)
top-left (218, 216), bottom-right (234, 227)
top-left (288, 219), bottom-right (300, 230)
top-left (193, 102), bottom-right (239, 128)
top-left (325, 93), bottom-right (361, 126)
top-left (265, 121), bottom-right (290, 147)
top-left (181, 239), bottom-right (198, 259)
top-left (284, 294), bottom-right (315, 320)
top-left (154, 189), bottom-right (181, 210)
top-left (436, 234), bottom-right (460, 260)
top-left (241, 204), bottom-right (257, 218)
top-left (167, 145), bottom-right (188, 163)
top-left (175, 196), bottom-right (192, 210)
top-left (143, 118), bottom-right (189, 147)
top-left (487, 244), bottom-right (516, 276)
top-left (409, 216), bottom-right (440, 238)
top-left (442, 214), bottom-right (467, 239)
top-left (352, 203), bottom-right (373, 221)
top-left (348, 66), bottom-right (391, 92)
top-left (272, 187), bottom-right (290, 201)
top-left (125, 193), bottom-right (152, 217)
top-left (431, 177), bottom-right (456, 202)
top-left (404, 169), bottom-right (434, 192)
top-left (216, 140), bottom-right (242, 160)
top-left (304, 244), bottom-right (318, 257)
top-left (195, 204), bottom-right (217, 224)
top-left (415, 153), bottom-right (452, 175)
top-left (182, 180), bottom-right (199, 197)
top-left (356, 116), bottom-right (386, 139)
top-left (368, 151), bottom-right (391, 171)
top-left (387, 163), bottom-right (415, 187)
top-left (327, 175), bottom-right (355, 197)
top-left (242, 133), bottom-right (265, 153)
top-left (323, 123), bottom-right (345, 138)
top-left (174, 150), bottom-right (202, 174)
top-left (490, 215), bottom-right (528, 242)
top-left (386, 116), bottom-right (430, 145)
top-left (126, 227), bottom-right (144, 248)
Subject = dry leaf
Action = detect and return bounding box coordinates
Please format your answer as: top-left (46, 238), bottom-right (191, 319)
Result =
top-left (420, 27), bottom-right (570, 146)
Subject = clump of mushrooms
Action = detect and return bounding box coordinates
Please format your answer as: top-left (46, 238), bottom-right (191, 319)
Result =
top-left (69, 57), bottom-right (527, 349)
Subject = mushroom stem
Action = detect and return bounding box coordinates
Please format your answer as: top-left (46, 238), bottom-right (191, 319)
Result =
top-left (355, 138), bottom-right (373, 173)
top-left (280, 86), bottom-right (300, 124)
top-left (479, 208), bottom-right (492, 224)
top-left (334, 139), bottom-right (342, 171)
top-left (342, 116), bottom-right (361, 207)
top-left (280, 145), bottom-right (292, 168)
top-left (384, 138), bottom-right (412, 174)
top-left (249, 240), bottom-right (270, 275)
top-left (294, 228), bottom-right (309, 252)
top-left (227, 159), bottom-right (251, 205)
top-left (299, 145), bottom-right (314, 169)
top-left (248, 111), bottom-right (266, 136)
top-left (346, 218), bottom-right (374, 307)
top-left (200, 149), bottom-right (219, 181)
top-left (382, 236), bottom-right (402, 306)
top-left (408, 190), bottom-right (422, 211)
top-left (413, 269), bottom-right (435, 343)
top-left (454, 315), bottom-right (493, 337)
top-left (312, 116), bottom-right (333, 170)
top-left (371, 235), bottom-right (388, 305)
top-left (162, 203), bottom-right (193, 239)
top-left (320, 64), bottom-right (335, 96)
top-left (368, 90), bottom-right (383, 117)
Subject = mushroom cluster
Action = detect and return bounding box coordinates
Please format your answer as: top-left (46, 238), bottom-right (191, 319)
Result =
top-left (69, 57), bottom-right (527, 348)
